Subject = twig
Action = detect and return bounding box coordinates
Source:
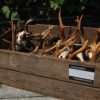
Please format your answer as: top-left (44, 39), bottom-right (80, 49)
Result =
top-left (0, 29), bottom-right (11, 37)
top-left (11, 20), bottom-right (16, 51)
top-left (2, 39), bottom-right (11, 44)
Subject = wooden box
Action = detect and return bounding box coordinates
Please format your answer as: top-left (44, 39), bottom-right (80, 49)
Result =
top-left (0, 24), bottom-right (99, 100)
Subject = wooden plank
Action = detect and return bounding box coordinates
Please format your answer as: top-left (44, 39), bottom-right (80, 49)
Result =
top-left (0, 50), bottom-right (99, 88)
top-left (0, 68), bottom-right (100, 100)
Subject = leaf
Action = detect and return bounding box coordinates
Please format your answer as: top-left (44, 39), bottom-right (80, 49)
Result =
top-left (50, 0), bottom-right (59, 10)
top-left (11, 11), bottom-right (20, 21)
top-left (56, 0), bottom-right (64, 5)
top-left (2, 6), bottom-right (11, 19)
top-left (50, 0), bottom-right (64, 10)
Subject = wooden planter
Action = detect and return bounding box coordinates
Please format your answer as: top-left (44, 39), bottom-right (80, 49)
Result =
top-left (0, 24), bottom-right (99, 100)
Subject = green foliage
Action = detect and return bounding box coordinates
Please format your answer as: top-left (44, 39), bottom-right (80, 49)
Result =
top-left (11, 11), bottom-right (20, 21)
top-left (49, 0), bottom-right (65, 10)
top-left (2, 5), bottom-right (20, 20)
top-left (1, 0), bottom-right (33, 20)
top-left (2, 6), bottom-right (11, 19)
top-left (1, 0), bottom-right (90, 20)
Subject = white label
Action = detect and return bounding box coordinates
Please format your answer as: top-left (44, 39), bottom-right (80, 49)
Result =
top-left (69, 68), bottom-right (95, 80)
top-left (69, 65), bottom-right (95, 83)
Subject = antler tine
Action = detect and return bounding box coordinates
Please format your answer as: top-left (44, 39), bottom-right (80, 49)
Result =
top-left (55, 39), bottom-right (62, 50)
top-left (58, 7), bottom-right (64, 32)
top-left (75, 15), bottom-right (83, 30)
top-left (64, 33), bottom-right (77, 43)
top-left (24, 18), bottom-right (33, 32)
top-left (58, 7), bottom-right (66, 39)
top-left (89, 29), bottom-right (100, 62)
top-left (42, 25), bottom-right (54, 39)
top-left (90, 42), bottom-right (100, 62)
top-left (42, 39), bottom-right (62, 54)
top-left (71, 15), bottom-right (85, 44)
top-left (74, 15), bottom-right (86, 44)
top-left (53, 38), bottom-right (77, 58)
top-left (41, 25), bottom-right (54, 37)
top-left (42, 34), bottom-right (77, 54)
top-left (71, 16), bottom-right (81, 36)
top-left (68, 40), bottom-right (88, 60)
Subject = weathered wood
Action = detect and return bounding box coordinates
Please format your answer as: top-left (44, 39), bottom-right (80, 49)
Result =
top-left (0, 68), bottom-right (100, 100)
top-left (0, 50), bottom-right (99, 88)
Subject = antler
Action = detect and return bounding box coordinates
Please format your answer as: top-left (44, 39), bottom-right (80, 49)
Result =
top-left (90, 42), bottom-right (100, 62)
top-left (58, 7), bottom-right (67, 39)
top-left (52, 38), bottom-right (77, 58)
top-left (42, 34), bottom-right (77, 54)
top-left (68, 40), bottom-right (88, 60)
top-left (75, 15), bottom-right (86, 44)
top-left (24, 18), bottom-right (33, 32)
top-left (41, 25), bottom-right (54, 39)
top-left (90, 29), bottom-right (100, 62)
top-left (58, 8), bottom-right (64, 33)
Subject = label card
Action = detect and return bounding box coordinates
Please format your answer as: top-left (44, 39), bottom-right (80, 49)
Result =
top-left (69, 64), bottom-right (95, 84)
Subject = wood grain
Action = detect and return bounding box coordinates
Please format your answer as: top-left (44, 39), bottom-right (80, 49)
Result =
top-left (0, 68), bottom-right (100, 100)
top-left (0, 50), bottom-right (99, 88)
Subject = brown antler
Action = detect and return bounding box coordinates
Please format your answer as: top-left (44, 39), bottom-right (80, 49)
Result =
top-left (58, 7), bottom-right (67, 39)
top-left (89, 29), bottom-right (100, 62)
top-left (32, 25), bottom-right (54, 53)
top-left (58, 8), bottom-right (64, 33)
top-left (42, 34), bottom-right (77, 54)
top-left (52, 38), bottom-right (77, 57)
top-left (75, 15), bottom-right (86, 44)
top-left (75, 15), bottom-right (83, 30)
top-left (90, 42), bottom-right (100, 62)
top-left (68, 40), bottom-right (88, 60)
top-left (42, 25), bottom-right (54, 39)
